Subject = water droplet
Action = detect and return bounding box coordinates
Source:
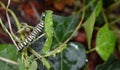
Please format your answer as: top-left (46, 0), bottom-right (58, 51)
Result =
top-left (85, 59), bottom-right (88, 62)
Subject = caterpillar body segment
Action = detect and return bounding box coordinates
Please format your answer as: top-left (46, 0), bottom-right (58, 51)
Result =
top-left (17, 22), bottom-right (44, 51)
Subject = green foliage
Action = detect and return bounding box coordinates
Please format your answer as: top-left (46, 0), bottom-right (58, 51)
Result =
top-left (0, 44), bottom-right (20, 70)
top-left (0, 0), bottom-right (119, 70)
top-left (18, 55), bottom-right (38, 70)
top-left (96, 24), bottom-right (116, 61)
top-left (96, 55), bottom-right (120, 70)
top-left (52, 15), bottom-right (78, 47)
top-left (45, 44), bottom-right (67, 57)
top-left (28, 61), bottom-right (38, 70)
top-left (61, 42), bottom-right (86, 70)
top-left (38, 42), bottom-right (86, 70)
top-left (35, 14), bottom-right (86, 70)
top-left (0, 44), bottom-right (20, 61)
top-left (83, 0), bottom-right (102, 49)
top-left (0, 62), bottom-right (18, 70)
top-left (41, 14), bottom-right (80, 70)
top-left (0, 44), bottom-right (9, 51)
top-left (18, 59), bottom-right (26, 70)
top-left (41, 57), bottom-right (51, 70)
top-left (42, 10), bottom-right (54, 53)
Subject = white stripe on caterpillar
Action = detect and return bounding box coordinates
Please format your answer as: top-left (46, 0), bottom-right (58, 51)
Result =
top-left (17, 22), bottom-right (44, 52)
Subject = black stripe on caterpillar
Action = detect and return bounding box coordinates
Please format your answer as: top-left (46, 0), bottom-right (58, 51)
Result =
top-left (17, 22), bottom-right (44, 52)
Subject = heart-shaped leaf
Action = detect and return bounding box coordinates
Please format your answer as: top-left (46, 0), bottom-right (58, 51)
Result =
top-left (83, 0), bottom-right (102, 49)
top-left (96, 24), bottom-right (116, 61)
top-left (52, 15), bottom-right (78, 48)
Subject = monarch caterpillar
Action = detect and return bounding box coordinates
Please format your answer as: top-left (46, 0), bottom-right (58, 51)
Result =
top-left (17, 22), bottom-right (44, 51)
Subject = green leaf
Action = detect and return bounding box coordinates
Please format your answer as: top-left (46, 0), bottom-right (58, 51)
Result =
top-left (18, 59), bottom-right (26, 70)
top-left (42, 57), bottom-right (51, 70)
top-left (83, 0), bottom-right (102, 49)
top-left (29, 61), bottom-right (38, 70)
top-left (52, 15), bottom-right (78, 48)
top-left (53, 44), bottom-right (67, 56)
top-left (0, 44), bottom-right (20, 70)
top-left (94, 0), bottom-right (103, 18)
top-left (0, 44), bottom-right (9, 51)
top-left (42, 10), bottom-right (54, 53)
top-left (83, 11), bottom-right (95, 49)
top-left (96, 24), bottom-right (116, 61)
top-left (0, 44), bottom-right (20, 61)
top-left (0, 61), bottom-right (18, 70)
top-left (49, 42), bottom-right (87, 70)
top-left (96, 54), bottom-right (120, 70)
top-left (45, 44), bottom-right (67, 57)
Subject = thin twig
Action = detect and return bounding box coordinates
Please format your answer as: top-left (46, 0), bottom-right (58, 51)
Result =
top-left (111, 17), bottom-right (120, 25)
top-left (0, 1), bottom-right (21, 31)
top-left (0, 1), bottom-right (21, 42)
top-left (28, 48), bottom-right (50, 70)
top-left (27, 33), bottom-right (45, 48)
top-left (6, 0), bottom-right (12, 32)
top-left (107, 0), bottom-right (120, 13)
top-left (64, 3), bottom-right (85, 44)
top-left (0, 56), bottom-right (18, 66)
top-left (0, 1), bottom-right (24, 41)
top-left (44, 44), bottom-right (66, 57)
top-left (0, 19), bottom-right (19, 50)
top-left (28, 48), bottom-right (42, 59)
top-left (6, 0), bottom-right (10, 8)
top-left (74, 0), bottom-right (95, 17)
top-left (102, 9), bottom-right (109, 25)
top-left (86, 48), bottom-right (96, 54)
top-left (6, 0), bottom-right (19, 48)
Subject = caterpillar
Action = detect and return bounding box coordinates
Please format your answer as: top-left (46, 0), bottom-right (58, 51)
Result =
top-left (17, 22), bottom-right (44, 52)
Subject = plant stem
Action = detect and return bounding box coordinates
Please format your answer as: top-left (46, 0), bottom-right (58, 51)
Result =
top-left (86, 48), bottom-right (96, 54)
top-left (28, 48), bottom-right (51, 69)
top-left (0, 1), bottom-right (19, 48)
top-left (64, 1), bottom-right (85, 44)
top-left (44, 43), bottom-right (66, 57)
top-left (0, 1), bottom-right (24, 41)
top-left (6, 0), bottom-right (21, 45)
top-left (31, 33), bottom-right (45, 46)
top-left (0, 1), bottom-right (21, 33)
top-left (0, 19), bottom-right (19, 49)
top-left (107, 0), bottom-right (120, 13)
top-left (0, 56), bottom-right (18, 66)
top-left (73, 0), bottom-right (95, 17)
top-left (102, 9), bottom-right (109, 25)
top-left (60, 52), bottom-right (63, 70)
top-left (28, 48), bottom-right (42, 59)
top-left (111, 17), bottom-right (120, 25)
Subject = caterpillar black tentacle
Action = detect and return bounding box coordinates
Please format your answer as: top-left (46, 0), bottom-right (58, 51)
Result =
top-left (17, 22), bottom-right (44, 52)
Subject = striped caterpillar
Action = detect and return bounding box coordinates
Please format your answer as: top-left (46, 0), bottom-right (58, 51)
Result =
top-left (17, 22), bottom-right (44, 52)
